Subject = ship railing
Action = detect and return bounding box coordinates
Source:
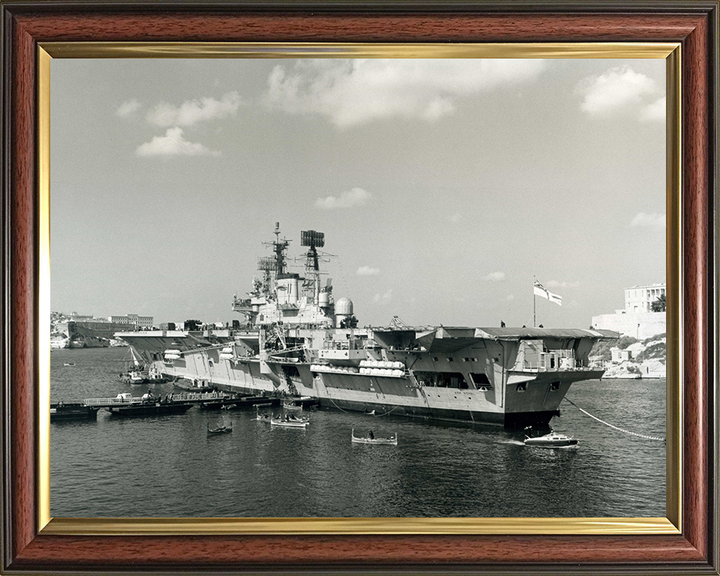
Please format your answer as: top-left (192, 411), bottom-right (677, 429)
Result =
top-left (519, 361), bottom-right (595, 371)
top-left (519, 351), bottom-right (588, 371)
top-left (83, 397), bottom-right (144, 406)
top-left (83, 391), bottom-right (231, 406)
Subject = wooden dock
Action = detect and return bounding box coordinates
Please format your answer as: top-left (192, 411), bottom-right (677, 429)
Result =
top-left (76, 392), bottom-right (280, 410)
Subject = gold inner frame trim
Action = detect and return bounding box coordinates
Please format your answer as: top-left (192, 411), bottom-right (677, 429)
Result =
top-left (42, 41), bottom-right (677, 59)
top-left (43, 516), bottom-right (678, 536)
top-left (36, 42), bottom-right (682, 536)
top-left (38, 46), bottom-right (52, 531)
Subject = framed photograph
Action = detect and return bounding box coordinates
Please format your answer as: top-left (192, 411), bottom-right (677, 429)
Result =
top-left (1, 1), bottom-right (717, 574)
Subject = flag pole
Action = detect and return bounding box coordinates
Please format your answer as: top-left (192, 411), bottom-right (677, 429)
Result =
top-left (533, 276), bottom-right (536, 327)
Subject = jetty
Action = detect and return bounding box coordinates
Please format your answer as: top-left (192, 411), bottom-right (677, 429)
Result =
top-left (50, 391), bottom-right (283, 420)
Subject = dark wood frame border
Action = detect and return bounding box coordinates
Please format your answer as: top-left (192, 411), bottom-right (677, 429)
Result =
top-left (1, 2), bottom-right (717, 573)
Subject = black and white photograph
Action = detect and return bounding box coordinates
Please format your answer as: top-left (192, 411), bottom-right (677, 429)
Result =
top-left (49, 55), bottom-right (667, 519)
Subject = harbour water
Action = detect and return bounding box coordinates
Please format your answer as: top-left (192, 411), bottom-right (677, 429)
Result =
top-left (50, 347), bottom-right (666, 518)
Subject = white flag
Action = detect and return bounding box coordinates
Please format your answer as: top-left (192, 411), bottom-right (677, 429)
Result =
top-left (533, 280), bottom-right (562, 306)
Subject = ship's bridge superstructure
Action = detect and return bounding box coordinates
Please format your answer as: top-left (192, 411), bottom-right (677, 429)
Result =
top-left (232, 223), bottom-right (336, 328)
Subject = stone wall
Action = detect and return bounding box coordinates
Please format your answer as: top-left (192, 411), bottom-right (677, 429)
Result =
top-left (591, 312), bottom-right (666, 339)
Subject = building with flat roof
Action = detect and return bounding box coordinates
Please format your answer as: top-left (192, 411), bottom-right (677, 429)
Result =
top-left (592, 283), bottom-right (666, 339)
top-left (108, 315), bottom-right (154, 329)
top-left (624, 284), bottom-right (666, 313)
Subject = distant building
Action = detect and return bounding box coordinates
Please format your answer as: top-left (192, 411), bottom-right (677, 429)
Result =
top-left (592, 283), bottom-right (666, 339)
top-left (127, 314), bottom-right (154, 329)
top-left (625, 284), bottom-right (666, 313)
top-left (109, 314), bottom-right (154, 328)
top-left (68, 312), bottom-right (95, 322)
top-left (610, 347), bottom-right (633, 363)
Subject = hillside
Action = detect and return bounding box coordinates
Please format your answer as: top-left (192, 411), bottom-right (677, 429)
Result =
top-left (589, 333), bottom-right (666, 379)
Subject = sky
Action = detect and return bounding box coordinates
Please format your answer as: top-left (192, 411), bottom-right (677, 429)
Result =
top-left (50, 57), bottom-right (666, 328)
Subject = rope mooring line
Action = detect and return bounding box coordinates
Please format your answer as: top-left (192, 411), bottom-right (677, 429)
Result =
top-left (328, 397), bottom-right (352, 413)
top-left (329, 397), bottom-right (399, 417)
top-left (563, 397), bottom-right (665, 442)
top-left (374, 405), bottom-right (401, 417)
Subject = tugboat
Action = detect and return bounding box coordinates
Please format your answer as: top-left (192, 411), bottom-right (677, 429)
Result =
top-left (118, 224), bottom-right (617, 429)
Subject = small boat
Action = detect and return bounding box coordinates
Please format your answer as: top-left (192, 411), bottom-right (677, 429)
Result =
top-left (199, 395), bottom-right (235, 410)
top-left (118, 348), bottom-right (172, 384)
top-left (173, 379), bottom-right (214, 392)
top-left (63, 362), bottom-right (75, 367)
top-left (270, 416), bottom-right (309, 428)
top-left (351, 429), bottom-right (398, 445)
top-left (207, 424), bottom-right (232, 436)
top-left (524, 430), bottom-right (578, 448)
top-left (283, 400), bottom-right (303, 411)
top-left (208, 395), bottom-right (272, 410)
top-left (107, 398), bottom-right (194, 417)
top-left (50, 402), bottom-right (98, 421)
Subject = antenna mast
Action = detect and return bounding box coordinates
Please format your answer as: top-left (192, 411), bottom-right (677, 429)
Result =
top-left (259, 222), bottom-right (291, 295)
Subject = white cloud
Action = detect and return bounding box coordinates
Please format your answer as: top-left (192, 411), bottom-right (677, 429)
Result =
top-left (630, 212), bottom-right (665, 229)
top-left (505, 294), bottom-right (515, 302)
top-left (484, 272), bottom-right (506, 282)
top-left (577, 67), bottom-right (659, 117)
top-left (640, 96), bottom-right (666, 122)
top-left (116, 99), bottom-right (141, 118)
top-left (546, 280), bottom-right (580, 289)
top-left (448, 213), bottom-right (462, 223)
top-left (136, 127), bottom-right (220, 157)
top-left (267, 59), bottom-right (546, 128)
top-left (316, 187), bottom-right (372, 210)
top-left (357, 266), bottom-right (380, 276)
top-left (373, 289), bottom-right (393, 304)
top-left (146, 92), bottom-right (243, 127)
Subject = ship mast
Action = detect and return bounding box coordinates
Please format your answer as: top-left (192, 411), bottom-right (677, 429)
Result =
top-left (259, 222), bottom-right (291, 296)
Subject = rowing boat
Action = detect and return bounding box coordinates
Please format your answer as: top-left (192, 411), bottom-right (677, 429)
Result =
top-left (351, 429), bottom-right (397, 445)
top-left (207, 424), bottom-right (232, 435)
top-left (270, 417), bottom-right (309, 428)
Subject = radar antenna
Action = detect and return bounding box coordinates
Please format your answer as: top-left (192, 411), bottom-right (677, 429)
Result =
top-left (301, 230), bottom-right (325, 304)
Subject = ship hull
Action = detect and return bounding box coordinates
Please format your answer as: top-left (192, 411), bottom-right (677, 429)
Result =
top-left (126, 348), bottom-right (601, 429)
top-left (318, 396), bottom-right (560, 428)
top-left (118, 324), bottom-right (610, 429)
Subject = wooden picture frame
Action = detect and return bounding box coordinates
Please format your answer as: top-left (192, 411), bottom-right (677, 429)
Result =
top-left (1, 1), bottom-right (717, 573)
